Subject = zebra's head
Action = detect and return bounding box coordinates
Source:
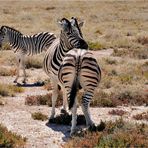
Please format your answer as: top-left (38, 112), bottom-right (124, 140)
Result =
top-left (0, 26), bottom-right (6, 48)
top-left (70, 17), bottom-right (84, 38)
top-left (58, 18), bottom-right (88, 50)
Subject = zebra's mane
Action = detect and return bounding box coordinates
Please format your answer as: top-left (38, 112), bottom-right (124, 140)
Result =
top-left (1, 26), bottom-right (23, 35)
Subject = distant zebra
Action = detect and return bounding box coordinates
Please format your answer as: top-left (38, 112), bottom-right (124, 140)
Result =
top-left (0, 26), bottom-right (56, 83)
top-left (58, 49), bottom-right (101, 135)
top-left (43, 17), bottom-right (88, 118)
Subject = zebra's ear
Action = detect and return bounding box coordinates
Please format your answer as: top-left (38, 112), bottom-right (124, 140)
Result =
top-left (58, 18), bottom-right (70, 32)
top-left (79, 21), bottom-right (84, 28)
top-left (1, 26), bottom-right (6, 33)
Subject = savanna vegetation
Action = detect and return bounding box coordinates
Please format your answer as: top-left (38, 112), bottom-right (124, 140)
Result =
top-left (0, 0), bottom-right (147, 147)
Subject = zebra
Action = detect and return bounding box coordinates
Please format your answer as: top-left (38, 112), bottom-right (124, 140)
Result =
top-left (0, 26), bottom-right (56, 84)
top-left (58, 48), bottom-right (101, 136)
top-left (43, 17), bottom-right (88, 119)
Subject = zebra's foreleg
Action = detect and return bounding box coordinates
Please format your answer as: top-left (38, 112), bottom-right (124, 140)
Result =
top-left (50, 79), bottom-right (58, 119)
top-left (81, 92), bottom-right (94, 127)
top-left (14, 57), bottom-right (20, 83)
top-left (21, 56), bottom-right (27, 84)
top-left (70, 98), bottom-right (77, 136)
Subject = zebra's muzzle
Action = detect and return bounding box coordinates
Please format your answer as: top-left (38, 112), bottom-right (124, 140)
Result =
top-left (76, 40), bottom-right (88, 49)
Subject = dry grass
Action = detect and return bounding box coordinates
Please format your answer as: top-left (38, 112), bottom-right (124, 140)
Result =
top-left (0, 83), bottom-right (24, 97)
top-left (0, 67), bottom-right (16, 76)
top-left (65, 119), bottom-right (148, 148)
top-left (0, 124), bottom-right (26, 148)
top-left (31, 112), bottom-right (48, 121)
top-left (133, 111), bottom-right (148, 121)
top-left (108, 109), bottom-right (127, 116)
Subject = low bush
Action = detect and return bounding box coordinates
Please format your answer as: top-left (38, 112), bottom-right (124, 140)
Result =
top-left (0, 124), bottom-right (26, 148)
top-left (25, 91), bottom-right (63, 107)
top-left (31, 112), bottom-right (48, 121)
top-left (133, 111), bottom-right (148, 121)
top-left (65, 119), bottom-right (148, 148)
top-left (108, 109), bottom-right (127, 116)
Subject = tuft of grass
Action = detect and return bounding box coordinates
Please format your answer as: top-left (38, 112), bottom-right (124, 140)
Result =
top-left (88, 41), bottom-right (105, 50)
top-left (0, 124), bottom-right (26, 148)
top-left (119, 74), bottom-right (133, 84)
top-left (133, 111), bottom-right (148, 121)
top-left (65, 119), bottom-right (148, 148)
top-left (0, 83), bottom-right (24, 97)
top-left (108, 109), bottom-right (127, 116)
top-left (0, 67), bottom-right (16, 76)
top-left (31, 112), bottom-right (48, 121)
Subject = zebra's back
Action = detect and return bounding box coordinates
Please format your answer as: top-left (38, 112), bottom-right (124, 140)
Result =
top-left (22, 32), bottom-right (56, 56)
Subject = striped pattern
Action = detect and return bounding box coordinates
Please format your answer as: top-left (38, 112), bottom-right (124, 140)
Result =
top-left (58, 48), bottom-right (101, 135)
top-left (43, 18), bottom-right (88, 119)
top-left (0, 26), bottom-right (56, 55)
top-left (0, 26), bottom-right (56, 83)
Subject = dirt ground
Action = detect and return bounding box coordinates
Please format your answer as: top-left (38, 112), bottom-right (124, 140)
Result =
top-left (0, 50), bottom-right (147, 148)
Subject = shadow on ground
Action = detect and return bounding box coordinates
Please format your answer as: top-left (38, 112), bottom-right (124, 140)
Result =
top-left (16, 81), bottom-right (45, 87)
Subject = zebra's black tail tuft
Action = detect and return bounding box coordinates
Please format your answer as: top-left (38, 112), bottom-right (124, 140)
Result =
top-left (69, 77), bottom-right (78, 110)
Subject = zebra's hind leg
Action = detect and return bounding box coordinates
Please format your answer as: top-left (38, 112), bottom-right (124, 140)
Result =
top-left (22, 67), bottom-right (27, 84)
top-left (61, 87), bottom-right (68, 114)
top-left (70, 99), bottom-right (77, 136)
top-left (81, 92), bottom-right (95, 128)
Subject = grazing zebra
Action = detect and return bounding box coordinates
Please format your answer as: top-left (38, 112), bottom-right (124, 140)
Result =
top-left (43, 17), bottom-right (88, 118)
top-left (0, 26), bottom-right (56, 83)
top-left (58, 48), bottom-right (101, 135)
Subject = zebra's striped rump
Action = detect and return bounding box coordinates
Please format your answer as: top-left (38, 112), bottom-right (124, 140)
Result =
top-left (58, 49), bottom-right (101, 110)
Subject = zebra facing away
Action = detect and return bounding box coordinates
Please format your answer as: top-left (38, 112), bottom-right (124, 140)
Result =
top-left (58, 49), bottom-right (101, 135)
top-left (0, 26), bottom-right (56, 84)
top-left (43, 17), bottom-right (88, 119)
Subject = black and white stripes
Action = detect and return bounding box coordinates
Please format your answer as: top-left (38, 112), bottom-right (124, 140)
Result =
top-left (0, 26), bottom-right (56, 83)
top-left (43, 18), bottom-right (88, 119)
top-left (58, 47), bottom-right (101, 135)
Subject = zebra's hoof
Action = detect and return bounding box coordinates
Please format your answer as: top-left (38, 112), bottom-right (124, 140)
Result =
top-left (88, 124), bottom-right (97, 132)
top-left (22, 80), bottom-right (26, 84)
top-left (61, 109), bottom-right (68, 114)
top-left (13, 80), bottom-right (17, 83)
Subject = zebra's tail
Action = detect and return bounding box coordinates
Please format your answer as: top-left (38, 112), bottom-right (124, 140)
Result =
top-left (69, 75), bottom-right (79, 110)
